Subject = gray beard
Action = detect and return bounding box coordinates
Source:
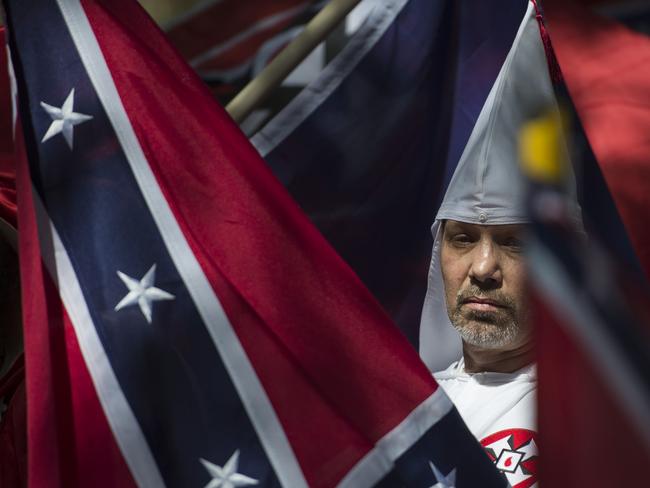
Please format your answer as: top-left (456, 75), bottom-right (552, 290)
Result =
top-left (450, 308), bottom-right (521, 348)
top-left (448, 285), bottom-right (523, 349)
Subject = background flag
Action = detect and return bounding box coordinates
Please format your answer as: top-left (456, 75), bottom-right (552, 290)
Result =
top-left (251, 0), bottom-right (528, 363)
top-left (3, 0), bottom-right (507, 486)
top-left (544, 0), bottom-right (650, 277)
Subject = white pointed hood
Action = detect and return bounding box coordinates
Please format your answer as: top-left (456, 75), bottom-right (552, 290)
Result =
top-left (419, 1), bottom-right (580, 371)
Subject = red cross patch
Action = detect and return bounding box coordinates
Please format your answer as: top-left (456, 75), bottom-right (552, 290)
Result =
top-left (481, 429), bottom-right (538, 488)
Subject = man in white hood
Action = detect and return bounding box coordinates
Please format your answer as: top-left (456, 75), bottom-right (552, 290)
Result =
top-left (419, 2), bottom-right (581, 486)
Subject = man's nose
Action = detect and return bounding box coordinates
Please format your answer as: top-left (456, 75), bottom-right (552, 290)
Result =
top-left (469, 241), bottom-right (502, 287)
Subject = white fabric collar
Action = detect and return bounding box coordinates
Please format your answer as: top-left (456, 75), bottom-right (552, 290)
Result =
top-left (435, 357), bottom-right (537, 384)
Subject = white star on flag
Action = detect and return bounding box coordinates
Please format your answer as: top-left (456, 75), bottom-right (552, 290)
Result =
top-left (40, 88), bottom-right (93, 149)
top-left (200, 450), bottom-right (259, 488)
top-left (114, 264), bottom-right (174, 323)
top-left (429, 461), bottom-right (456, 488)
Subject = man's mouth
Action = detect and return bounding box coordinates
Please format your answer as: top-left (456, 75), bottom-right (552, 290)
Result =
top-left (461, 297), bottom-right (507, 312)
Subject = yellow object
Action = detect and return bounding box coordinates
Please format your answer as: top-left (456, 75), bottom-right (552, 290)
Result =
top-left (519, 109), bottom-right (568, 184)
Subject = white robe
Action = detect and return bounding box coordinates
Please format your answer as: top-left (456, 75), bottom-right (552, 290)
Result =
top-left (435, 359), bottom-right (539, 488)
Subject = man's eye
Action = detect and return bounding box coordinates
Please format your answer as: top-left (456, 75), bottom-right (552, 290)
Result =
top-left (451, 234), bottom-right (472, 244)
top-left (502, 237), bottom-right (524, 250)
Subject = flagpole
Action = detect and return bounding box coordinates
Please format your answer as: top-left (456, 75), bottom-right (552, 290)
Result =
top-left (225, 0), bottom-right (362, 124)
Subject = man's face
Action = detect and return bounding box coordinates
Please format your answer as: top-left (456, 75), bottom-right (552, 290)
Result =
top-left (440, 220), bottom-right (530, 350)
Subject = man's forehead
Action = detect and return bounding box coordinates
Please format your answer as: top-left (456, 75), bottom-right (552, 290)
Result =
top-left (443, 219), bottom-right (527, 235)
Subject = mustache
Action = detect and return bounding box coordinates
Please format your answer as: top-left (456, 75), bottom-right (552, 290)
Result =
top-left (455, 286), bottom-right (515, 310)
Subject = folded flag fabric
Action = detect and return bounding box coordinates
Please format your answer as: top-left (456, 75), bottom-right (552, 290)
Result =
top-left (521, 4), bottom-right (650, 484)
top-left (3, 0), bottom-right (507, 486)
top-left (525, 106), bottom-right (650, 486)
top-left (544, 0), bottom-right (650, 278)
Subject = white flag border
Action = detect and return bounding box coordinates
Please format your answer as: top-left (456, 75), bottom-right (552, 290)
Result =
top-left (31, 191), bottom-right (166, 487)
top-left (337, 388), bottom-right (454, 488)
top-left (250, 0), bottom-right (409, 158)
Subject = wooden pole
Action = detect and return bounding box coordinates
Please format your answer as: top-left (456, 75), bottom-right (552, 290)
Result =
top-left (226, 0), bottom-right (362, 124)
